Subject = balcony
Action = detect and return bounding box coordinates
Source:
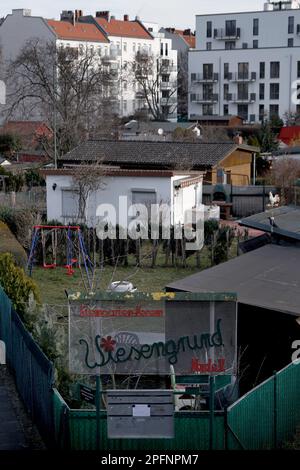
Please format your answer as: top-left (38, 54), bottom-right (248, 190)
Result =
top-left (160, 97), bottom-right (177, 105)
top-left (191, 73), bottom-right (219, 83)
top-left (160, 82), bottom-right (172, 89)
top-left (190, 93), bottom-right (219, 103)
top-left (227, 72), bottom-right (257, 82)
top-left (135, 90), bottom-right (146, 99)
top-left (214, 27), bottom-right (241, 40)
top-left (225, 93), bottom-right (256, 103)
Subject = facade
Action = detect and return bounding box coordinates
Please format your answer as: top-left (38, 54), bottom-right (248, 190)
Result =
top-left (0, 9), bottom-right (177, 122)
top-left (44, 169), bottom-right (203, 228)
top-left (161, 28), bottom-right (196, 119)
top-left (189, 1), bottom-right (300, 123)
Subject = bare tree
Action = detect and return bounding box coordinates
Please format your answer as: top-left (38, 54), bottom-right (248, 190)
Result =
top-left (5, 39), bottom-right (120, 158)
top-left (69, 162), bottom-right (107, 223)
top-left (271, 158), bottom-right (300, 204)
top-left (130, 50), bottom-right (177, 121)
top-left (177, 51), bottom-right (188, 119)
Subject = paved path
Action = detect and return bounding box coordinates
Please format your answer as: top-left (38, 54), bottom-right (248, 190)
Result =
top-left (0, 380), bottom-right (26, 450)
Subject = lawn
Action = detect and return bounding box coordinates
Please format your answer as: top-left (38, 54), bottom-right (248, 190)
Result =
top-left (31, 241), bottom-right (239, 305)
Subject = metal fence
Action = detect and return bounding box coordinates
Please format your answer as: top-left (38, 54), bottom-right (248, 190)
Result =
top-left (203, 185), bottom-right (277, 218)
top-left (0, 188), bottom-right (46, 211)
top-left (53, 361), bottom-right (300, 450)
top-left (0, 287), bottom-right (55, 447)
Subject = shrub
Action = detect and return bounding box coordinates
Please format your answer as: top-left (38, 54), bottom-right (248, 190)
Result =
top-left (0, 252), bottom-right (40, 317)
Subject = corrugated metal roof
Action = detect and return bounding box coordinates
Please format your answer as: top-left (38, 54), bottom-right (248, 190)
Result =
top-left (240, 206), bottom-right (300, 241)
top-left (166, 244), bottom-right (300, 316)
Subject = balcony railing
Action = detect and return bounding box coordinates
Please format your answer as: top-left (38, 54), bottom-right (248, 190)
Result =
top-left (191, 73), bottom-right (219, 83)
top-left (225, 93), bottom-right (256, 103)
top-left (227, 72), bottom-right (257, 82)
top-left (214, 27), bottom-right (241, 40)
top-left (190, 93), bottom-right (219, 103)
top-left (135, 91), bottom-right (146, 99)
top-left (160, 97), bottom-right (177, 105)
top-left (160, 82), bottom-right (172, 89)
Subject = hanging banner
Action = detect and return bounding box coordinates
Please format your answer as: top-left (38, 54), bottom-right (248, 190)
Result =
top-left (68, 292), bottom-right (237, 376)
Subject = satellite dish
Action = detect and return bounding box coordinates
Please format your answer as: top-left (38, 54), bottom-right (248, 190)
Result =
top-left (158, 128), bottom-right (164, 136)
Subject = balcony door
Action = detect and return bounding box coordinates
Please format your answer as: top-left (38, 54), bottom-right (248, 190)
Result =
top-left (238, 63), bottom-right (249, 80)
top-left (225, 20), bottom-right (236, 36)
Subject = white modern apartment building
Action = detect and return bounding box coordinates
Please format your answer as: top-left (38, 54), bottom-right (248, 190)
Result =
top-left (0, 9), bottom-right (177, 121)
top-left (189, 0), bottom-right (300, 123)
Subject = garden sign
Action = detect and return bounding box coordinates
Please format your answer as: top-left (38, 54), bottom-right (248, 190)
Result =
top-left (68, 292), bottom-right (237, 376)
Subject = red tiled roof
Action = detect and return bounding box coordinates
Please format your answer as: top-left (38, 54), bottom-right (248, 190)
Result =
top-left (174, 29), bottom-right (196, 48)
top-left (47, 20), bottom-right (109, 43)
top-left (95, 18), bottom-right (153, 39)
top-left (279, 126), bottom-right (300, 145)
top-left (0, 121), bottom-right (53, 150)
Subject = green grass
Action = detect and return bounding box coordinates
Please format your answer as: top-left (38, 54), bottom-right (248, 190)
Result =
top-left (31, 241), bottom-right (239, 305)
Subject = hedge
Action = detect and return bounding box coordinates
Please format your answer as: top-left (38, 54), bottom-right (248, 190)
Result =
top-left (0, 221), bottom-right (27, 267)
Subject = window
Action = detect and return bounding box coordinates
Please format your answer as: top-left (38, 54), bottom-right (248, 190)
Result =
top-left (238, 82), bottom-right (248, 100)
top-left (298, 61), bottom-right (300, 78)
top-left (238, 62), bottom-right (249, 80)
top-left (242, 43), bottom-right (248, 49)
top-left (131, 189), bottom-right (157, 210)
top-left (288, 38), bottom-right (294, 47)
top-left (225, 20), bottom-right (236, 36)
top-left (259, 104), bottom-right (265, 121)
top-left (288, 16), bottom-right (294, 34)
top-left (297, 104), bottom-right (300, 115)
top-left (62, 190), bottom-right (79, 218)
top-left (224, 104), bottom-right (229, 115)
top-left (253, 18), bottom-right (259, 36)
top-left (224, 63), bottom-right (229, 79)
top-left (260, 62), bottom-right (265, 79)
top-left (162, 90), bottom-right (170, 98)
top-left (165, 43), bottom-right (169, 56)
top-left (224, 83), bottom-right (229, 100)
top-left (133, 43), bottom-right (136, 52)
top-left (203, 63), bottom-right (213, 79)
top-left (123, 42), bottom-right (127, 52)
top-left (160, 43), bottom-right (164, 56)
top-left (270, 83), bottom-right (280, 100)
top-left (123, 100), bottom-right (127, 112)
top-left (225, 41), bottom-right (235, 50)
top-left (207, 21), bottom-right (212, 38)
top-left (203, 104), bottom-right (213, 115)
top-left (297, 84), bottom-right (300, 100)
top-left (203, 83), bottom-right (213, 99)
top-left (123, 81), bottom-right (127, 91)
top-left (206, 42), bottom-right (212, 50)
top-left (259, 83), bottom-right (265, 100)
top-left (237, 104), bottom-right (248, 121)
top-left (269, 104), bottom-right (279, 118)
top-left (270, 62), bottom-right (280, 78)
top-left (253, 40), bottom-right (258, 49)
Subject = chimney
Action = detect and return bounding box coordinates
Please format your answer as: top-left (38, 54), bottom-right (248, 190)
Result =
top-left (96, 10), bottom-right (110, 21)
top-left (75, 10), bottom-right (83, 22)
top-left (233, 134), bottom-right (243, 145)
top-left (183, 28), bottom-right (191, 36)
top-left (135, 15), bottom-right (140, 21)
top-left (124, 14), bottom-right (129, 21)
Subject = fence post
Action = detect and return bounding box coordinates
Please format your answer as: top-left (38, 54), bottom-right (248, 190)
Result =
top-left (224, 405), bottom-right (228, 450)
top-left (262, 184), bottom-right (266, 212)
top-left (273, 370), bottom-right (278, 449)
top-left (209, 375), bottom-right (215, 450)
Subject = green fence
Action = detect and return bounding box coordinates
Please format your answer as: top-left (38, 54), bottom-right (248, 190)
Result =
top-left (53, 361), bottom-right (300, 451)
top-left (0, 287), bottom-right (55, 447)
top-left (227, 362), bottom-right (300, 449)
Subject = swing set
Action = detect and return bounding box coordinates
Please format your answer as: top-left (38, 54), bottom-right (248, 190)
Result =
top-left (27, 225), bottom-right (95, 289)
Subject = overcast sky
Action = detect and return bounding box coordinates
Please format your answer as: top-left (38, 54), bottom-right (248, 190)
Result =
top-left (0, 1), bottom-right (265, 29)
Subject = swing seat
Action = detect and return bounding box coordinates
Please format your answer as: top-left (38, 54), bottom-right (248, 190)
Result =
top-left (43, 263), bottom-right (56, 269)
top-left (71, 258), bottom-right (78, 264)
top-left (65, 265), bottom-right (75, 276)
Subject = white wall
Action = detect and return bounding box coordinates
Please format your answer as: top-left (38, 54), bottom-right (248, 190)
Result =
top-left (46, 173), bottom-right (201, 227)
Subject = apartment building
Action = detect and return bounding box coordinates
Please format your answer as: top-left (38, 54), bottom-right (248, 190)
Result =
top-left (0, 9), bottom-right (177, 121)
top-left (189, 1), bottom-right (300, 123)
